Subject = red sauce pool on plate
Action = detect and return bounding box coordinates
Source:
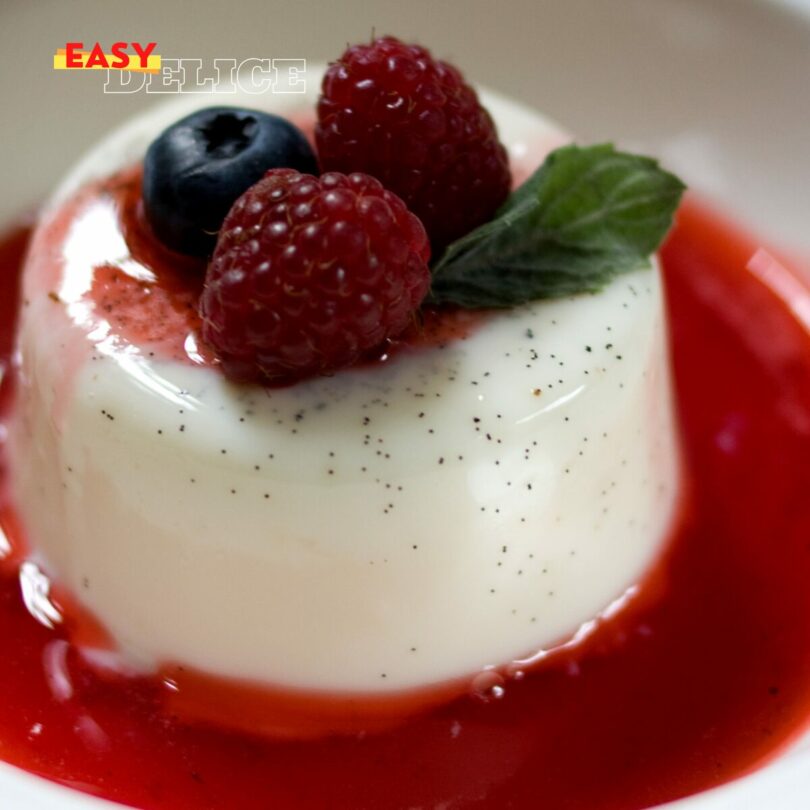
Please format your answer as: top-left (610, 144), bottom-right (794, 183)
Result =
top-left (1, 198), bottom-right (810, 809)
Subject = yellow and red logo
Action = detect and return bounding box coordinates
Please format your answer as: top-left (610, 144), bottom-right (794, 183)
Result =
top-left (53, 42), bottom-right (160, 73)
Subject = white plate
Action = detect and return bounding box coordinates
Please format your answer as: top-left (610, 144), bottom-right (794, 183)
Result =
top-left (0, 0), bottom-right (808, 807)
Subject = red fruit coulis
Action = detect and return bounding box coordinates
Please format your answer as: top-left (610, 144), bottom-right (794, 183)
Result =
top-left (1, 193), bottom-right (810, 810)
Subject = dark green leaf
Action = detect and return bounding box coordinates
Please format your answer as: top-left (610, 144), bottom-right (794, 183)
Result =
top-left (429, 143), bottom-right (685, 308)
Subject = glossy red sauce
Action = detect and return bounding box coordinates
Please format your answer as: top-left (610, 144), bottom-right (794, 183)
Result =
top-left (1, 198), bottom-right (810, 808)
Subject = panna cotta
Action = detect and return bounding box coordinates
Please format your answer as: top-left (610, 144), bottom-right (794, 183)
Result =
top-left (6, 78), bottom-right (679, 698)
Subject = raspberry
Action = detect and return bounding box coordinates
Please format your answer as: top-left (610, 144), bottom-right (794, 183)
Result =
top-left (316, 36), bottom-right (511, 254)
top-left (199, 168), bottom-right (431, 384)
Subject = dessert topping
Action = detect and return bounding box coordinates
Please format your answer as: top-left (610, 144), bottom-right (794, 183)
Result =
top-left (138, 37), bottom-right (684, 385)
top-left (142, 107), bottom-right (317, 256)
top-left (199, 169), bottom-right (431, 383)
top-left (430, 143), bottom-right (686, 307)
top-left (315, 36), bottom-right (511, 254)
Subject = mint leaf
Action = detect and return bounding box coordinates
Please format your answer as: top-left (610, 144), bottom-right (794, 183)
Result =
top-left (429, 143), bottom-right (685, 308)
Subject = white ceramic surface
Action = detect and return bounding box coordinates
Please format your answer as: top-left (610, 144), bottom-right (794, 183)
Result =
top-left (0, 0), bottom-right (808, 807)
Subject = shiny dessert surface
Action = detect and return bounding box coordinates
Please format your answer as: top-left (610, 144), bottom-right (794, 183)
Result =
top-left (5, 89), bottom-right (679, 711)
top-left (1, 197), bottom-right (810, 808)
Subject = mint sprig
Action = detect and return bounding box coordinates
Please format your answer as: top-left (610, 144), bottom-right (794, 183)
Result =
top-left (429, 143), bottom-right (685, 308)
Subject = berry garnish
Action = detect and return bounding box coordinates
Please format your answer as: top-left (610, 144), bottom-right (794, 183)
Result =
top-left (315, 36), bottom-right (511, 254)
top-left (199, 169), bottom-right (431, 384)
top-left (143, 107), bottom-right (317, 256)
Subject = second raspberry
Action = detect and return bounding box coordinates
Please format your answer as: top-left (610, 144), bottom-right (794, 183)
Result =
top-left (316, 36), bottom-right (512, 255)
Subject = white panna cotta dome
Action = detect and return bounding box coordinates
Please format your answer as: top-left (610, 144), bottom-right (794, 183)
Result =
top-left (7, 77), bottom-right (679, 696)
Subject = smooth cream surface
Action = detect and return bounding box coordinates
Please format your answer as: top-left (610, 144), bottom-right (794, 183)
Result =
top-left (8, 78), bottom-right (679, 691)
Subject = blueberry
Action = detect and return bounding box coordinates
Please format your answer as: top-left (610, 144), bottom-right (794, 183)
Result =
top-left (142, 107), bottom-right (318, 256)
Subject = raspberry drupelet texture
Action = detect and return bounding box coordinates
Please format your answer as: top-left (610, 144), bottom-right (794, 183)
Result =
top-left (315, 36), bottom-right (512, 255)
top-left (199, 168), bottom-right (431, 384)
